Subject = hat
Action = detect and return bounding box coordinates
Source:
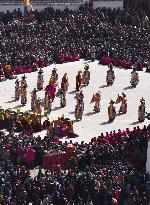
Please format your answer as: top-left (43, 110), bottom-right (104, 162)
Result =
top-left (140, 97), bottom-right (145, 103)
top-left (110, 100), bottom-right (115, 104)
top-left (109, 63), bottom-right (113, 69)
top-left (22, 75), bottom-right (27, 79)
top-left (15, 79), bottom-right (19, 84)
top-left (38, 68), bottom-right (43, 74)
top-left (84, 64), bottom-right (89, 70)
top-left (122, 92), bottom-right (126, 98)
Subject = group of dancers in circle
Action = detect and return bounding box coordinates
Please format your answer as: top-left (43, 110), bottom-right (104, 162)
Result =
top-left (14, 63), bottom-right (146, 122)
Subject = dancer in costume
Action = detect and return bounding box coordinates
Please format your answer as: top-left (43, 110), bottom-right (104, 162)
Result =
top-left (56, 88), bottom-right (67, 107)
top-left (34, 97), bottom-right (42, 115)
top-left (45, 79), bottom-right (57, 102)
top-left (37, 68), bottom-right (44, 90)
top-left (108, 100), bottom-right (116, 121)
top-left (106, 64), bottom-right (115, 85)
top-left (51, 68), bottom-right (58, 82)
top-left (15, 78), bottom-right (21, 101)
top-left (31, 88), bottom-right (37, 110)
top-left (44, 80), bottom-right (56, 112)
top-left (82, 64), bottom-right (90, 86)
top-left (75, 90), bottom-right (84, 120)
top-left (44, 92), bottom-right (52, 112)
top-left (138, 97), bottom-right (146, 122)
top-left (91, 91), bottom-right (101, 113)
top-left (61, 73), bottom-right (69, 92)
top-left (21, 84), bottom-right (27, 105)
top-left (21, 75), bottom-right (27, 91)
top-left (116, 93), bottom-right (127, 114)
top-left (130, 68), bottom-right (139, 87)
top-left (76, 71), bottom-right (82, 91)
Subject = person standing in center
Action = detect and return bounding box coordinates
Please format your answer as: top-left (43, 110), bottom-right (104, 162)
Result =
top-left (76, 71), bottom-right (82, 92)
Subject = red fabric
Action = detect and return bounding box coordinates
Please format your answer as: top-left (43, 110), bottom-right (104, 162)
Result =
top-left (114, 190), bottom-right (121, 200)
top-left (42, 152), bottom-right (73, 170)
top-left (100, 57), bottom-right (113, 65)
top-left (24, 147), bottom-right (35, 166)
top-left (136, 63), bottom-right (143, 71)
top-left (65, 145), bottom-right (76, 154)
top-left (99, 58), bottom-right (143, 71)
top-left (58, 54), bottom-right (80, 64)
top-left (45, 84), bottom-right (56, 100)
top-left (13, 66), bottom-right (38, 75)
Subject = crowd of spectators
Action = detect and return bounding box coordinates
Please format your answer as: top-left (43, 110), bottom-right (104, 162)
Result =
top-left (0, 3), bottom-right (150, 205)
top-left (0, 4), bottom-right (150, 76)
top-left (0, 125), bottom-right (150, 204)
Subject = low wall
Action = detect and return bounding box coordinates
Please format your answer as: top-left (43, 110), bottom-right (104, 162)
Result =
top-left (93, 1), bottom-right (123, 9)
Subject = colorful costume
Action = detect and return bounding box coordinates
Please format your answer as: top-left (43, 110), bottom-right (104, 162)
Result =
top-left (61, 73), bottom-right (69, 92)
top-left (15, 79), bottom-right (20, 101)
top-left (130, 69), bottom-right (139, 87)
top-left (21, 85), bottom-right (27, 105)
top-left (106, 64), bottom-right (115, 85)
top-left (44, 81), bottom-right (56, 112)
top-left (51, 68), bottom-right (58, 82)
top-left (44, 93), bottom-right (52, 112)
top-left (31, 88), bottom-right (37, 110)
top-left (138, 98), bottom-right (145, 122)
top-left (21, 75), bottom-right (27, 90)
top-left (91, 91), bottom-right (101, 113)
top-left (34, 98), bottom-right (42, 115)
top-left (75, 90), bottom-right (84, 120)
top-left (82, 65), bottom-right (90, 86)
top-left (37, 68), bottom-right (44, 90)
top-left (119, 93), bottom-right (127, 114)
top-left (56, 88), bottom-right (66, 107)
top-left (76, 71), bottom-right (82, 92)
top-left (45, 82), bottom-right (56, 102)
top-left (108, 100), bottom-right (116, 121)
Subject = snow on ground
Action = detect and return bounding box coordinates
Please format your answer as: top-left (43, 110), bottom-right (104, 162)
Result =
top-left (0, 60), bottom-right (150, 144)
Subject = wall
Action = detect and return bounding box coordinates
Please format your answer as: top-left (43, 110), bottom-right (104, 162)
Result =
top-left (0, 0), bottom-right (123, 12)
top-left (146, 141), bottom-right (150, 174)
top-left (93, 1), bottom-right (123, 9)
top-left (128, 0), bottom-right (150, 9)
top-left (0, 3), bottom-right (82, 12)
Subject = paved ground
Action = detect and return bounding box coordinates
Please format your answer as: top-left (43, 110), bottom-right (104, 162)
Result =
top-left (1, 59), bottom-right (150, 173)
top-left (0, 60), bottom-right (149, 143)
